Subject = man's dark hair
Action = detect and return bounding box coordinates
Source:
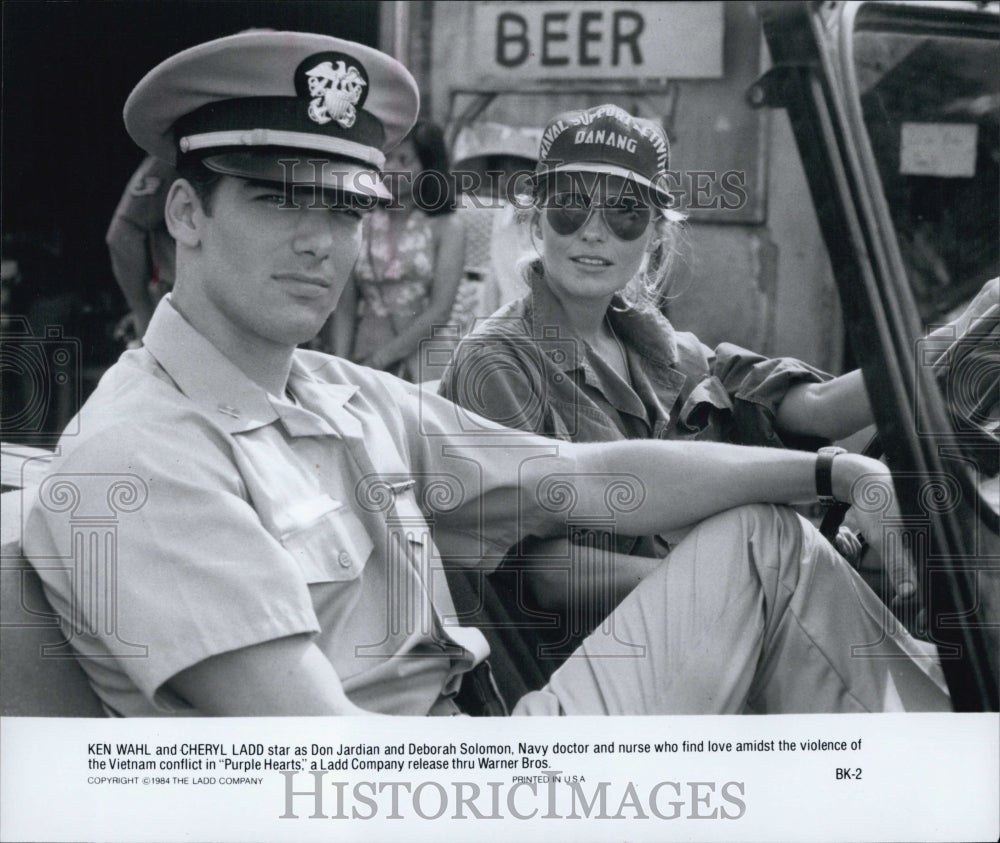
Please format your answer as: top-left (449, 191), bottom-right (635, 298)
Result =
top-left (175, 153), bottom-right (224, 215)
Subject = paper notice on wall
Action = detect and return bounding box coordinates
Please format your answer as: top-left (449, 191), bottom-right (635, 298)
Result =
top-left (899, 122), bottom-right (978, 178)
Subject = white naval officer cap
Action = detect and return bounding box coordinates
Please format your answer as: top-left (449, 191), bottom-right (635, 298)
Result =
top-left (123, 30), bottom-right (420, 202)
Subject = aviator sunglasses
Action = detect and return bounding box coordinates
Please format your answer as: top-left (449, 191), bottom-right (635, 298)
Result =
top-left (544, 189), bottom-right (654, 241)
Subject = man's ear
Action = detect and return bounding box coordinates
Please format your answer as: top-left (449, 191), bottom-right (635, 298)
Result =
top-left (164, 179), bottom-right (203, 247)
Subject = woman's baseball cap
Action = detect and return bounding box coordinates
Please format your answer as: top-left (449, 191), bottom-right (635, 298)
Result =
top-left (534, 104), bottom-right (675, 210)
top-left (123, 30), bottom-right (420, 201)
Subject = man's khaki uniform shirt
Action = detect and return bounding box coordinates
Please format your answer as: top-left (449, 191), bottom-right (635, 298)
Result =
top-left (24, 299), bottom-right (561, 716)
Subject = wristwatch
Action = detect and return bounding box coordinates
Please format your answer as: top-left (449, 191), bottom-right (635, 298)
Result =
top-left (816, 446), bottom-right (847, 506)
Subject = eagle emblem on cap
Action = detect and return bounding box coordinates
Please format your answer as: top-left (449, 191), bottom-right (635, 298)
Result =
top-left (304, 60), bottom-right (367, 128)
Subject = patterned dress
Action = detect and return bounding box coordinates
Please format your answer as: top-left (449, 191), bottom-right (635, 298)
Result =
top-left (351, 207), bottom-right (471, 381)
top-left (350, 207), bottom-right (436, 372)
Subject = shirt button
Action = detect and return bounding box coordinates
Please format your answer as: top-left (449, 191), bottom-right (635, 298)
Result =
top-left (337, 551), bottom-right (352, 568)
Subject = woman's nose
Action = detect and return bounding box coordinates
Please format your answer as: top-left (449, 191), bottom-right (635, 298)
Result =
top-left (579, 204), bottom-right (608, 241)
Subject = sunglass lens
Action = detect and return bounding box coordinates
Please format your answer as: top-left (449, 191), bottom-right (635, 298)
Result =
top-left (546, 192), bottom-right (592, 236)
top-left (604, 198), bottom-right (652, 241)
top-left (544, 192), bottom-right (652, 240)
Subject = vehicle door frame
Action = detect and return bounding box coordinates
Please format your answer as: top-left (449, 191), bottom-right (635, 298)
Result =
top-left (753, 0), bottom-right (999, 711)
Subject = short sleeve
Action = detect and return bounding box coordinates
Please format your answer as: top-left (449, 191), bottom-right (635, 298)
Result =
top-left (22, 420), bottom-right (320, 708)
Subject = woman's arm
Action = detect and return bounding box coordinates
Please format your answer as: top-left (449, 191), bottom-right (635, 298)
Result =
top-left (524, 440), bottom-right (915, 599)
top-left (774, 369), bottom-right (874, 440)
top-left (365, 213), bottom-right (465, 370)
top-left (773, 278), bottom-right (998, 442)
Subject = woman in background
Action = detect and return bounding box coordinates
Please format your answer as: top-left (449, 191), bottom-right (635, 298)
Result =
top-left (333, 120), bottom-right (464, 381)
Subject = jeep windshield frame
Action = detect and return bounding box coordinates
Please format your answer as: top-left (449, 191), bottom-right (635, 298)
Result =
top-left (756, 0), bottom-right (999, 711)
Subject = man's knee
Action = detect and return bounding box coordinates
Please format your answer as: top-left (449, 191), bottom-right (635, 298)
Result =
top-left (692, 504), bottom-right (820, 597)
top-left (699, 503), bottom-right (808, 545)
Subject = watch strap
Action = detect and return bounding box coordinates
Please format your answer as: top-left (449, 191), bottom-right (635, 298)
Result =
top-left (816, 446), bottom-right (847, 506)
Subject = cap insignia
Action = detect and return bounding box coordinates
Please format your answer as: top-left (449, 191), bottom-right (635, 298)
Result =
top-left (296, 52), bottom-right (369, 129)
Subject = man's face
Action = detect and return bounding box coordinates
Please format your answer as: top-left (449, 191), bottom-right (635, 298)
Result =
top-left (190, 175), bottom-right (364, 349)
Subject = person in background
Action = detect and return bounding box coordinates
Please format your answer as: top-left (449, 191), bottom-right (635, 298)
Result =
top-left (449, 121), bottom-right (541, 330)
top-left (331, 120), bottom-right (464, 382)
top-left (106, 155), bottom-right (177, 342)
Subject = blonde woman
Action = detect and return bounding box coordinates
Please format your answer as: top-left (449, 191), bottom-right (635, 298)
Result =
top-left (440, 104), bottom-right (879, 684)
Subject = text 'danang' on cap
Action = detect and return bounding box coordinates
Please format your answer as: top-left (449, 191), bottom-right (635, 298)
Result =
top-left (123, 30), bottom-right (420, 200)
top-left (535, 104), bottom-right (674, 209)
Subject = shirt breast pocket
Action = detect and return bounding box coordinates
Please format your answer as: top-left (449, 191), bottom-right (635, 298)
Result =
top-left (278, 496), bottom-right (374, 584)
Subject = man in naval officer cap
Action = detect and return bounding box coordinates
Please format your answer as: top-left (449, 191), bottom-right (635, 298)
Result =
top-left (22, 31), bottom-right (950, 717)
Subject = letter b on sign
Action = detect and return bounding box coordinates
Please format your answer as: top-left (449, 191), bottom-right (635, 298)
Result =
top-left (496, 13), bottom-right (529, 67)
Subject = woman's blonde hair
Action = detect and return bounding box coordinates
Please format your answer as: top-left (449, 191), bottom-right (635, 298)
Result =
top-left (515, 188), bottom-right (688, 313)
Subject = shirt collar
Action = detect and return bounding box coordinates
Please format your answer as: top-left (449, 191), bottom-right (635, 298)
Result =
top-left (606, 299), bottom-right (679, 373)
top-left (143, 297), bottom-right (356, 436)
top-left (285, 356), bottom-right (361, 438)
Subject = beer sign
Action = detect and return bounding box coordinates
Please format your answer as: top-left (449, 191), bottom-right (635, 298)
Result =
top-left (470, 1), bottom-right (723, 85)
